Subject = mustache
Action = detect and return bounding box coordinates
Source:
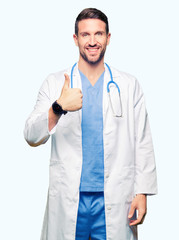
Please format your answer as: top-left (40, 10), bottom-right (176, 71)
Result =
top-left (86, 44), bottom-right (101, 48)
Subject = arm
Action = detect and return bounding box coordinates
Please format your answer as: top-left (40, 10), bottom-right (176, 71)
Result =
top-left (128, 80), bottom-right (157, 225)
top-left (24, 74), bottom-right (82, 146)
top-left (24, 75), bottom-right (52, 147)
top-left (133, 80), bottom-right (157, 195)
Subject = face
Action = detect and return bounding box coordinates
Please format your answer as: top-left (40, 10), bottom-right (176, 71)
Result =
top-left (73, 19), bottom-right (111, 65)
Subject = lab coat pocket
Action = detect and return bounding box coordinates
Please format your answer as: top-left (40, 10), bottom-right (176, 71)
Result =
top-left (57, 111), bottom-right (79, 128)
top-left (105, 202), bottom-right (136, 239)
top-left (49, 160), bottom-right (64, 197)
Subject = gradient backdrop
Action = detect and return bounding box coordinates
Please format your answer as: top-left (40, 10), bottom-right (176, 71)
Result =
top-left (1, 0), bottom-right (178, 239)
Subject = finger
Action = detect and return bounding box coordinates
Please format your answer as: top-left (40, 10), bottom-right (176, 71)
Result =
top-left (129, 216), bottom-right (143, 226)
top-left (128, 205), bottom-right (135, 219)
top-left (129, 211), bottom-right (146, 226)
top-left (129, 219), bottom-right (140, 226)
top-left (63, 74), bottom-right (70, 89)
top-left (74, 88), bottom-right (82, 94)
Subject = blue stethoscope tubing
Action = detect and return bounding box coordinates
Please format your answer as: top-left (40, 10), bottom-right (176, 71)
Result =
top-left (70, 62), bottom-right (122, 117)
top-left (70, 62), bottom-right (77, 89)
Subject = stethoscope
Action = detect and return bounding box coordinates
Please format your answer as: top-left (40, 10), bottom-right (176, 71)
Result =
top-left (70, 62), bottom-right (122, 117)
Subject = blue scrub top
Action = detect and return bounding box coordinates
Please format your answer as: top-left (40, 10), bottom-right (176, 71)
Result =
top-left (79, 70), bottom-right (105, 192)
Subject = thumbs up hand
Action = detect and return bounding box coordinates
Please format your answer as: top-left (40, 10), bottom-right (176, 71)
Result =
top-left (57, 74), bottom-right (83, 112)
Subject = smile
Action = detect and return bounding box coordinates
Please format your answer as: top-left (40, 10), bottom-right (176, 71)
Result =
top-left (86, 47), bottom-right (100, 54)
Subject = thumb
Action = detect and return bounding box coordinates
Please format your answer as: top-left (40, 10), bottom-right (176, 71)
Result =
top-left (128, 204), bottom-right (136, 219)
top-left (63, 73), bottom-right (70, 90)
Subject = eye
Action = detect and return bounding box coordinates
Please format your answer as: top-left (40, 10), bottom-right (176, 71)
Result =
top-left (96, 32), bottom-right (103, 36)
top-left (82, 33), bottom-right (88, 37)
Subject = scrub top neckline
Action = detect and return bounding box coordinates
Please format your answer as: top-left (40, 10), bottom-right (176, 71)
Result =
top-left (79, 69), bottom-right (105, 88)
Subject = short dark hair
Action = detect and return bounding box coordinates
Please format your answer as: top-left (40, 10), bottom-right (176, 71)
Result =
top-left (75, 8), bottom-right (109, 35)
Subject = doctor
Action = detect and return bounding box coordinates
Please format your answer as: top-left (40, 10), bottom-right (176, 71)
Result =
top-left (24, 8), bottom-right (157, 240)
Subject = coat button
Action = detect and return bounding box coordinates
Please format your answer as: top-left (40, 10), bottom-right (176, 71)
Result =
top-left (106, 174), bottom-right (109, 178)
top-left (107, 206), bottom-right (111, 210)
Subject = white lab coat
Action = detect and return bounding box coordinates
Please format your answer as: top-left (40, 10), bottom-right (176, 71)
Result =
top-left (24, 64), bottom-right (157, 240)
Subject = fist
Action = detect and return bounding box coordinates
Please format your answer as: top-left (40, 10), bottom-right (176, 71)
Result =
top-left (57, 74), bottom-right (83, 112)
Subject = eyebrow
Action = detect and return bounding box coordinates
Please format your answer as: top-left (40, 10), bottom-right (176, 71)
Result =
top-left (79, 31), bottom-right (105, 35)
top-left (80, 32), bottom-right (89, 35)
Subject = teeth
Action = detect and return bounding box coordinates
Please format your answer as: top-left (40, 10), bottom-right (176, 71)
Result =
top-left (87, 49), bottom-right (98, 51)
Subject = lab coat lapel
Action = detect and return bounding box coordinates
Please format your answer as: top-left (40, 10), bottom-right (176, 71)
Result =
top-left (103, 64), bottom-right (110, 120)
top-left (71, 63), bottom-right (82, 124)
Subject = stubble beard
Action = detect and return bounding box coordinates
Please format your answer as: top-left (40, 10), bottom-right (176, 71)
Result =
top-left (80, 47), bottom-right (106, 65)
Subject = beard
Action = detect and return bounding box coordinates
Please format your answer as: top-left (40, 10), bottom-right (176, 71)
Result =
top-left (80, 47), bottom-right (106, 65)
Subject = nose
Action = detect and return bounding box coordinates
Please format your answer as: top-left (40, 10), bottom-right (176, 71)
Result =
top-left (89, 35), bottom-right (97, 46)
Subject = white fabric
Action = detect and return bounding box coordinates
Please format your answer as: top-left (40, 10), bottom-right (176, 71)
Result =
top-left (24, 64), bottom-right (157, 240)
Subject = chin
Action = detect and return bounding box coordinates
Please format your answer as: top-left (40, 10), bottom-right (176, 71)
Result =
top-left (88, 57), bottom-right (99, 63)
top-left (80, 51), bottom-right (104, 65)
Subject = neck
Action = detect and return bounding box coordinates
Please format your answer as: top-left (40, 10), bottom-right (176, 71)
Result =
top-left (78, 57), bottom-right (105, 86)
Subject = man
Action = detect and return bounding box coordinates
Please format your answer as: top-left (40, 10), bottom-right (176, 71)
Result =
top-left (24, 8), bottom-right (157, 240)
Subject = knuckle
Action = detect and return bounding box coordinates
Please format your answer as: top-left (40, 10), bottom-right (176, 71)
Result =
top-left (139, 220), bottom-right (143, 225)
top-left (77, 88), bottom-right (81, 93)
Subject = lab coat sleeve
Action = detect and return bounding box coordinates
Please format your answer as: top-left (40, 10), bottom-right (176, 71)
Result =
top-left (24, 75), bottom-right (56, 147)
top-left (134, 79), bottom-right (157, 195)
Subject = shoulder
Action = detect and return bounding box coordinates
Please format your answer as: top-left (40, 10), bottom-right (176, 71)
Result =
top-left (40, 67), bottom-right (71, 91)
top-left (110, 66), bottom-right (137, 83)
top-left (38, 67), bottom-right (71, 99)
top-left (45, 67), bottom-right (71, 84)
top-left (109, 66), bottom-right (143, 99)
top-left (109, 66), bottom-right (142, 90)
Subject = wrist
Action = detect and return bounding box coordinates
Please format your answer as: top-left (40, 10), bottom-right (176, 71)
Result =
top-left (52, 100), bottom-right (67, 116)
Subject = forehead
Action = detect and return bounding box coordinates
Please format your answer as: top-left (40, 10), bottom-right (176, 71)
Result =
top-left (78, 19), bottom-right (106, 33)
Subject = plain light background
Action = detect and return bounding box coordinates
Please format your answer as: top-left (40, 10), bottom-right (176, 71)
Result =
top-left (1, 0), bottom-right (178, 239)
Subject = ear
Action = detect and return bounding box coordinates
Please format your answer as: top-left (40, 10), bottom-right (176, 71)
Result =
top-left (73, 34), bottom-right (79, 46)
top-left (107, 33), bottom-right (111, 46)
